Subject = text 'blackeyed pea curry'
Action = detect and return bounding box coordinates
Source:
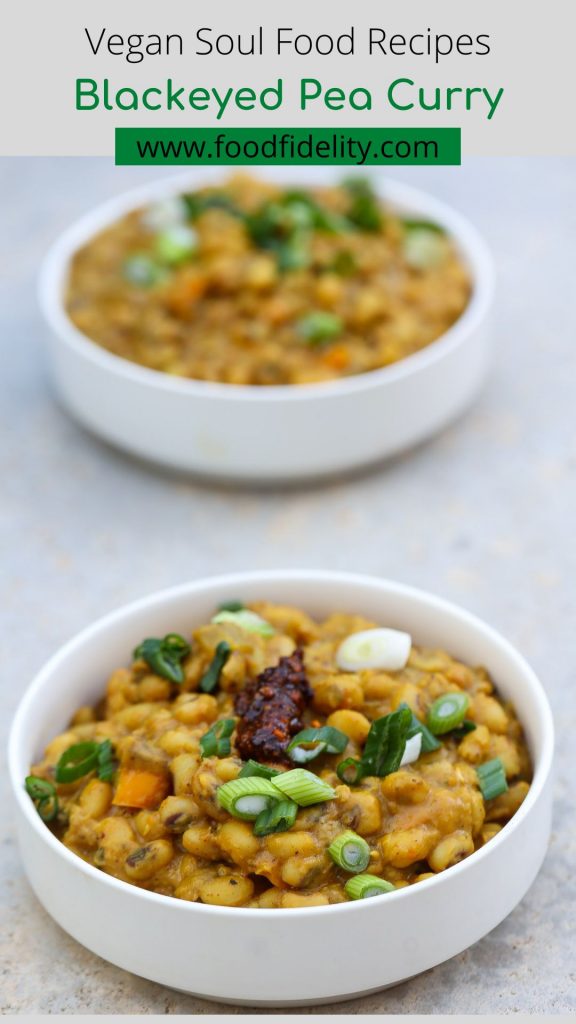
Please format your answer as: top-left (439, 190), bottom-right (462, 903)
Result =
top-left (27, 601), bottom-right (531, 908)
top-left (66, 175), bottom-right (471, 385)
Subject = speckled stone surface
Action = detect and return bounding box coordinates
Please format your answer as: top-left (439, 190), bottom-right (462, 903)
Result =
top-left (1, 158), bottom-right (575, 1014)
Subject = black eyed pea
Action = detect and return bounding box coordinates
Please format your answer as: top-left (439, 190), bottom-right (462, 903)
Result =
top-left (159, 795), bottom-right (200, 832)
top-left (170, 753), bottom-right (200, 796)
top-left (380, 826), bottom-right (439, 868)
top-left (281, 892), bottom-right (330, 908)
top-left (182, 823), bottom-right (222, 860)
top-left (326, 709), bottom-right (371, 745)
top-left (312, 674), bottom-right (364, 713)
top-left (173, 693), bottom-right (219, 727)
top-left (480, 822), bottom-right (502, 844)
top-left (134, 810), bottom-right (166, 841)
top-left (218, 820), bottom-right (261, 864)
top-left (197, 872), bottom-right (254, 907)
top-left (124, 839), bottom-right (174, 881)
top-left (428, 830), bottom-right (475, 872)
top-left (138, 675), bottom-right (173, 702)
top-left (280, 853), bottom-right (328, 889)
top-left (79, 779), bottom-right (113, 819)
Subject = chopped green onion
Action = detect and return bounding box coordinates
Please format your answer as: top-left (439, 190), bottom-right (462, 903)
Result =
top-left (400, 732), bottom-right (422, 766)
top-left (345, 874), bottom-right (396, 900)
top-left (476, 757), bottom-right (508, 800)
top-left (142, 197), bottom-right (188, 232)
top-left (337, 627), bottom-right (412, 672)
top-left (401, 218), bottom-right (445, 235)
top-left (400, 703), bottom-right (441, 753)
top-left (200, 718), bottom-right (236, 758)
top-left (452, 719), bottom-right (477, 741)
top-left (287, 726), bottom-right (348, 764)
top-left (97, 739), bottom-right (117, 783)
top-left (328, 830), bottom-right (370, 873)
top-left (343, 178), bottom-right (382, 232)
top-left (211, 609), bottom-right (275, 637)
top-left (155, 224), bottom-right (197, 265)
top-left (55, 742), bottom-right (99, 783)
top-left (25, 776), bottom-right (59, 822)
top-left (271, 768), bottom-right (336, 807)
top-left (276, 231), bottom-right (311, 271)
top-left (122, 254), bottom-right (167, 288)
top-left (427, 693), bottom-right (469, 735)
top-left (238, 760), bottom-right (282, 780)
top-left (199, 641), bottom-right (231, 694)
top-left (133, 633), bottom-right (191, 685)
top-left (253, 798), bottom-right (298, 836)
top-left (336, 757), bottom-right (364, 785)
top-left (280, 191), bottom-right (351, 234)
top-left (217, 777), bottom-right (280, 820)
top-left (217, 599), bottom-right (245, 613)
top-left (296, 311), bottom-right (343, 346)
top-left (182, 192), bottom-right (241, 220)
top-left (403, 228), bottom-right (446, 269)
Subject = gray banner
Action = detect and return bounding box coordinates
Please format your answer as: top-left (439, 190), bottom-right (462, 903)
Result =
top-left (0, 0), bottom-right (574, 156)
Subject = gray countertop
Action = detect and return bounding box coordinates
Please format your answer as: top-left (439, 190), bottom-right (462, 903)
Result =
top-left (1, 157), bottom-right (575, 1014)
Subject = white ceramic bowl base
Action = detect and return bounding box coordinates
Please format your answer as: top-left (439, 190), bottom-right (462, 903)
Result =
top-left (40, 171), bottom-right (494, 482)
top-left (9, 572), bottom-right (553, 1005)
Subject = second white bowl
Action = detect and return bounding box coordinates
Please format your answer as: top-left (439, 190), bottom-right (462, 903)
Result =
top-left (40, 171), bottom-right (494, 482)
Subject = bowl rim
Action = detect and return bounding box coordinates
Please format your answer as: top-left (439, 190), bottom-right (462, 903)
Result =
top-left (39, 171), bottom-right (495, 404)
top-left (9, 570), bottom-right (554, 920)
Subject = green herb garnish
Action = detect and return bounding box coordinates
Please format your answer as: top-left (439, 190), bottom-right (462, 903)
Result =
top-left (133, 633), bottom-right (191, 685)
top-left (199, 641), bottom-right (232, 694)
top-left (200, 718), bottom-right (236, 758)
top-left (343, 178), bottom-right (382, 231)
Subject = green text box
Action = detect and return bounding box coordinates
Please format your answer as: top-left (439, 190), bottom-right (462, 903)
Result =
top-left (116, 127), bottom-right (461, 166)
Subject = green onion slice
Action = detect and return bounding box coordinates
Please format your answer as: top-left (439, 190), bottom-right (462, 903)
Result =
top-left (238, 760), bottom-right (282, 780)
top-left (253, 798), bottom-right (298, 836)
top-left (133, 633), bottom-right (191, 685)
top-left (211, 609), bottom-right (275, 637)
top-left (97, 739), bottom-right (117, 783)
top-left (476, 757), bottom-right (508, 800)
top-left (287, 726), bottom-right (348, 764)
top-left (399, 702), bottom-right (441, 753)
top-left (328, 830), bottom-right (370, 873)
top-left (217, 777), bottom-right (281, 820)
top-left (270, 768), bottom-right (336, 807)
top-left (401, 218), bottom-right (445, 235)
top-left (336, 757), bottom-right (364, 785)
top-left (55, 742), bottom-right (99, 783)
top-left (155, 224), bottom-right (197, 265)
top-left (345, 874), bottom-right (396, 900)
top-left (427, 692), bottom-right (470, 735)
top-left (217, 599), bottom-right (245, 613)
top-left (25, 776), bottom-right (59, 822)
top-left (199, 641), bottom-right (232, 694)
top-left (200, 718), bottom-right (236, 759)
top-left (296, 311), bottom-right (343, 346)
top-left (122, 254), bottom-right (167, 288)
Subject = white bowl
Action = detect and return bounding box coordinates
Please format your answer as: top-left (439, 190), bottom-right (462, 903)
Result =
top-left (39, 171), bottom-right (494, 482)
top-left (9, 571), bottom-right (553, 1006)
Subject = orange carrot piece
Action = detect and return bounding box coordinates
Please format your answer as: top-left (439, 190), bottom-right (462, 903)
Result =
top-left (112, 769), bottom-right (169, 809)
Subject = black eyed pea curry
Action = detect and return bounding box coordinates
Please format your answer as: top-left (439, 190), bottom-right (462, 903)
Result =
top-left (27, 601), bottom-right (532, 909)
top-left (66, 175), bottom-right (471, 386)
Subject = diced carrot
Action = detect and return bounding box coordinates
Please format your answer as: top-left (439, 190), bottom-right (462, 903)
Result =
top-left (112, 769), bottom-right (169, 809)
top-left (323, 344), bottom-right (350, 370)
